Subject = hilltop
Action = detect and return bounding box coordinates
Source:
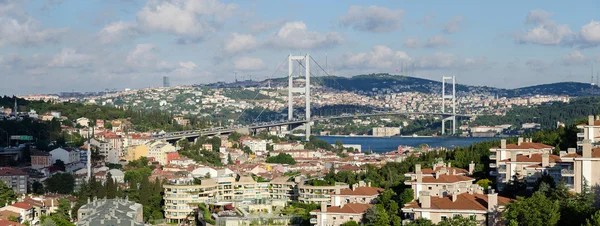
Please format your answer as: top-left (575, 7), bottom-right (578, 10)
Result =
top-left (223, 73), bottom-right (599, 97)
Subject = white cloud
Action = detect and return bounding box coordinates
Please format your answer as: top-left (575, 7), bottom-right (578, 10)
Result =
top-left (0, 17), bottom-right (67, 47)
top-left (561, 50), bottom-right (588, 65)
top-left (98, 21), bottom-right (138, 44)
top-left (525, 9), bottom-right (554, 24)
top-left (223, 33), bottom-right (257, 55)
top-left (267, 21), bottom-right (342, 50)
top-left (339, 5), bottom-right (404, 32)
top-left (403, 37), bottom-right (420, 48)
top-left (47, 48), bottom-right (93, 68)
top-left (251, 19), bottom-right (286, 34)
top-left (579, 20), bottom-right (600, 46)
top-left (136, 0), bottom-right (238, 42)
top-left (125, 44), bottom-right (174, 71)
top-left (339, 45), bottom-right (411, 70)
top-left (443, 15), bottom-right (463, 34)
top-left (424, 35), bottom-right (451, 48)
top-left (233, 57), bottom-right (265, 71)
top-left (179, 61), bottom-right (197, 70)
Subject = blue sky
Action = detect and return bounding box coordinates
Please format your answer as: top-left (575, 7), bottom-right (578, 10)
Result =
top-left (1, 0), bottom-right (600, 95)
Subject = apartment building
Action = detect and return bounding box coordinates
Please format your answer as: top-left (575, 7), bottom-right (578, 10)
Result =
top-left (90, 139), bottom-right (111, 160)
top-left (77, 197), bottom-right (144, 226)
top-left (310, 203), bottom-right (372, 226)
top-left (298, 182), bottom-right (349, 205)
top-left (560, 139), bottom-right (600, 193)
top-left (146, 140), bottom-right (176, 165)
top-left (330, 182), bottom-right (383, 206)
top-left (0, 168), bottom-right (28, 194)
top-left (30, 151), bottom-right (52, 170)
top-left (489, 138), bottom-right (554, 191)
top-left (270, 177), bottom-right (298, 201)
top-left (372, 127), bottom-right (401, 137)
top-left (404, 162), bottom-right (478, 200)
top-left (402, 190), bottom-right (512, 225)
top-left (163, 176), bottom-right (284, 224)
top-left (576, 115), bottom-right (600, 150)
top-left (49, 148), bottom-right (80, 164)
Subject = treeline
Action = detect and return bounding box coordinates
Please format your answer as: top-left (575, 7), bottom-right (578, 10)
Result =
top-left (472, 97), bottom-right (600, 129)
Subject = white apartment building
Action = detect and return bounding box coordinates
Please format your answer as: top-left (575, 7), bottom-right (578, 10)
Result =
top-left (489, 138), bottom-right (553, 191)
top-left (241, 138), bottom-right (267, 152)
top-left (49, 148), bottom-right (80, 164)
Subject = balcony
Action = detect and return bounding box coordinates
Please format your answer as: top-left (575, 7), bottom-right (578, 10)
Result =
top-left (489, 171), bottom-right (498, 176)
top-left (498, 167), bottom-right (507, 173)
top-left (310, 218), bottom-right (318, 224)
top-left (577, 133), bottom-right (584, 137)
top-left (489, 163), bottom-right (497, 168)
top-left (490, 154), bottom-right (497, 160)
top-left (577, 141), bottom-right (583, 145)
top-left (561, 169), bottom-right (575, 176)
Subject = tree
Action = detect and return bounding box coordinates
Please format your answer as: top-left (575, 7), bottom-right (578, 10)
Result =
top-left (504, 191), bottom-right (561, 226)
top-left (45, 173), bottom-right (75, 194)
top-left (53, 198), bottom-right (72, 221)
top-left (340, 221), bottom-right (359, 226)
top-left (32, 181), bottom-right (45, 195)
top-left (436, 215), bottom-right (478, 226)
top-left (585, 210), bottom-right (600, 226)
top-left (105, 172), bottom-right (118, 199)
top-left (227, 153), bottom-right (234, 165)
top-left (405, 218), bottom-right (433, 226)
top-left (53, 159), bottom-right (65, 170)
top-left (475, 179), bottom-right (492, 192)
top-left (364, 204), bottom-right (390, 226)
top-left (266, 153), bottom-right (296, 165)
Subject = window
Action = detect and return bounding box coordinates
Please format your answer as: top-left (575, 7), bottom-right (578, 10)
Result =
top-left (470, 215), bottom-right (476, 220)
top-left (441, 216), bottom-right (448, 221)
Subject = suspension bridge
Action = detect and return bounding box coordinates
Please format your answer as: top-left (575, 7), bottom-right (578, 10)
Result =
top-left (155, 54), bottom-right (467, 142)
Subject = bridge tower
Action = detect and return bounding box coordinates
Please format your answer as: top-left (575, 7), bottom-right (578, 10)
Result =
top-left (288, 54), bottom-right (311, 141)
top-left (441, 76), bottom-right (456, 135)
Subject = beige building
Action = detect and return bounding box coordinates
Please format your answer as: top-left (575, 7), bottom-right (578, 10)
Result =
top-left (489, 138), bottom-right (553, 191)
top-left (372, 127), bottom-right (401, 137)
top-left (404, 161), bottom-right (478, 200)
top-left (163, 175), bottom-right (289, 224)
top-left (298, 182), bottom-right (349, 205)
top-left (330, 182), bottom-right (383, 206)
top-left (125, 145), bottom-right (149, 162)
top-left (146, 140), bottom-right (176, 165)
top-left (402, 190), bottom-right (512, 225)
top-left (561, 139), bottom-right (600, 193)
top-left (310, 203), bottom-right (372, 226)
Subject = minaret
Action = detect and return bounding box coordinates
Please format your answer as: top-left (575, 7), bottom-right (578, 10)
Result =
top-left (13, 98), bottom-right (17, 114)
top-left (87, 129), bottom-right (92, 181)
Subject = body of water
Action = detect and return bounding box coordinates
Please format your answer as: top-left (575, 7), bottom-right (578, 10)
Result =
top-left (316, 136), bottom-right (495, 153)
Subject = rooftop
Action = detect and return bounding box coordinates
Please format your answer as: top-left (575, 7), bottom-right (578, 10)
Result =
top-left (313, 203), bottom-right (373, 214)
top-left (403, 193), bottom-right (514, 211)
top-left (0, 168), bottom-right (27, 176)
top-left (336, 187), bottom-right (384, 196)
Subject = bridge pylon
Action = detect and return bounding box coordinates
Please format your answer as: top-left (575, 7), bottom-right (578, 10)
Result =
top-left (441, 76), bottom-right (456, 135)
top-left (288, 54), bottom-right (311, 141)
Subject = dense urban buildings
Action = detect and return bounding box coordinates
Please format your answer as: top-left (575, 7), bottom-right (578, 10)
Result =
top-left (76, 198), bottom-right (144, 226)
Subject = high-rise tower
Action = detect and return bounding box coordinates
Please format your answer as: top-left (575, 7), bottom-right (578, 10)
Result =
top-left (163, 76), bottom-right (170, 87)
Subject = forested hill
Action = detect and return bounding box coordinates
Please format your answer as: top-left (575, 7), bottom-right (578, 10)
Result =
top-left (262, 74), bottom-right (598, 97)
top-left (499, 82), bottom-right (597, 97)
top-left (472, 97), bottom-right (600, 129)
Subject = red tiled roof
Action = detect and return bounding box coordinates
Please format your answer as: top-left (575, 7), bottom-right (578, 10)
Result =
top-left (492, 142), bottom-right (553, 150)
top-left (337, 187), bottom-right (384, 196)
top-left (500, 153), bottom-right (562, 163)
top-left (324, 203), bottom-right (373, 214)
top-left (407, 175), bottom-right (475, 184)
top-left (0, 219), bottom-right (24, 226)
top-left (11, 202), bottom-right (33, 210)
top-left (0, 168), bottom-right (26, 176)
top-left (403, 193), bottom-right (514, 211)
top-left (407, 166), bottom-right (469, 175)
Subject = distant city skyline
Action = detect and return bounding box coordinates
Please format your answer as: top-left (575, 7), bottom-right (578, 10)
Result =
top-left (1, 0), bottom-right (600, 95)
